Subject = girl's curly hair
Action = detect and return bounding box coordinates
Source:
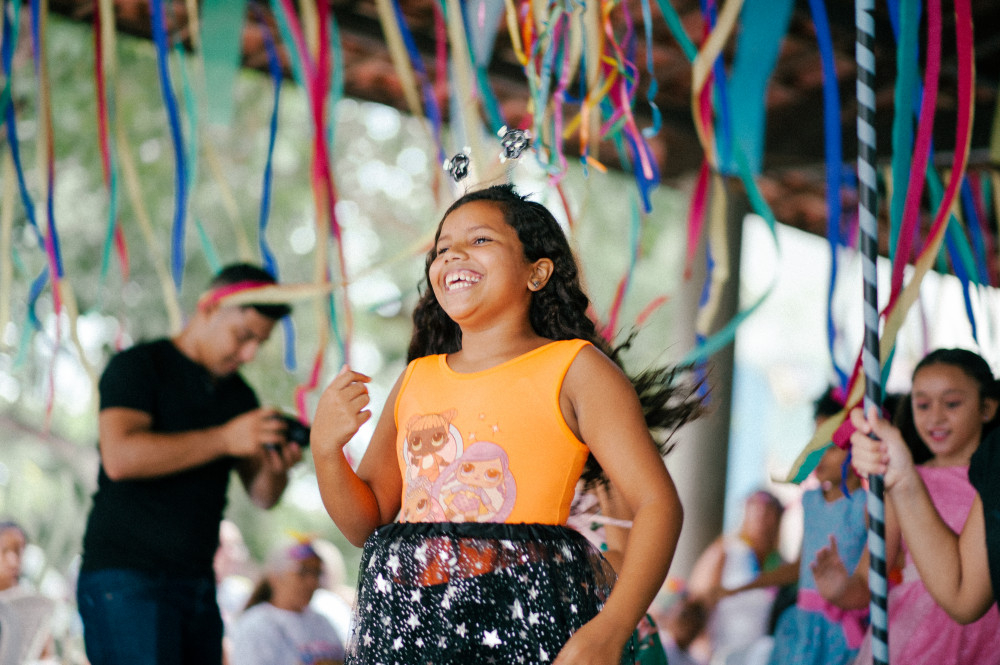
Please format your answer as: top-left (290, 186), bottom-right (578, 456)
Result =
top-left (407, 184), bottom-right (707, 487)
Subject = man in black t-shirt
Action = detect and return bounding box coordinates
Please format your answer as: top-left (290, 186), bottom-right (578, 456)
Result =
top-left (76, 264), bottom-right (305, 665)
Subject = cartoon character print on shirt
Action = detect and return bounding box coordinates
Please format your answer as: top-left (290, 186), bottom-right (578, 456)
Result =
top-left (433, 441), bottom-right (517, 522)
top-left (399, 479), bottom-right (445, 522)
top-left (403, 410), bottom-right (462, 485)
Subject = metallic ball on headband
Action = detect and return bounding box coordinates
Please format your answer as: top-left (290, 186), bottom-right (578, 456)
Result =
top-left (498, 126), bottom-right (532, 162)
top-left (443, 152), bottom-right (471, 182)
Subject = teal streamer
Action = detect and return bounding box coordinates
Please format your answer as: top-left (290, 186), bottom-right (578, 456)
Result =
top-left (194, 218), bottom-right (222, 274)
top-left (722, 0), bottom-right (795, 175)
top-left (888, 0), bottom-right (920, 262)
top-left (327, 14), bottom-right (344, 148)
top-left (272, 2), bottom-right (306, 88)
top-left (653, 0), bottom-right (697, 62)
top-left (200, 0), bottom-right (246, 126)
top-left (638, 0), bottom-right (661, 138)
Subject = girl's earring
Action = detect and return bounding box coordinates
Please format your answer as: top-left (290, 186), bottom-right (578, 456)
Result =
top-left (532, 280), bottom-right (541, 289)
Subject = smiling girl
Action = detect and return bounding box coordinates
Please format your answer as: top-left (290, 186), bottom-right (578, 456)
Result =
top-left (311, 184), bottom-right (700, 665)
top-left (812, 348), bottom-right (1000, 664)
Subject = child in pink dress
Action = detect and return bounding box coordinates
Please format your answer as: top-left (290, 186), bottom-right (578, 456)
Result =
top-left (812, 348), bottom-right (1000, 664)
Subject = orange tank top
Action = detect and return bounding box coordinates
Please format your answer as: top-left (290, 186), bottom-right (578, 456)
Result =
top-left (394, 339), bottom-right (591, 525)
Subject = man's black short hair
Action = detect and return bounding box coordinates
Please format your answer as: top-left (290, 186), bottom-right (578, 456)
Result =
top-left (210, 263), bottom-right (291, 320)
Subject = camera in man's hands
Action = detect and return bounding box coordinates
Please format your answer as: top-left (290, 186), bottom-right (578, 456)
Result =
top-left (275, 413), bottom-right (311, 448)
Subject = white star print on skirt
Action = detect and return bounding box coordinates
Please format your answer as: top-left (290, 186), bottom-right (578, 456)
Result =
top-left (345, 521), bottom-right (634, 664)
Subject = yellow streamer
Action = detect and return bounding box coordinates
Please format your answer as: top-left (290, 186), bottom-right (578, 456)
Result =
top-left (690, 0), bottom-right (745, 169)
top-left (219, 282), bottom-right (339, 306)
top-left (446, 0), bottom-right (501, 187)
top-left (581, 0), bottom-right (602, 158)
top-left (374, 0), bottom-right (424, 119)
top-left (694, 172), bottom-right (730, 335)
top-left (98, 0), bottom-right (182, 332)
top-left (503, 0), bottom-right (529, 66)
top-left (57, 279), bottom-right (99, 393)
top-left (0, 153), bottom-right (15, 348)
top-left (203, 140), bottom-right (254, 261)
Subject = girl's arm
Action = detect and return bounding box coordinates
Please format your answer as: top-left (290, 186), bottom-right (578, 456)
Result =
top-left (725, 559), bottom-right (799, 595)
top-left (554, 347), bottom-right (684, 665)
top-left (686, 538), bottom-right (727, 608)
top-left (851, 407), bottom-right (994, 622)
top-left (311, 367), bottom-right (404, 547)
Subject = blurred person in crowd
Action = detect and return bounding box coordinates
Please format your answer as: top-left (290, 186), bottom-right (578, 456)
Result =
top-left (308, 539), bottom-right (354, 646)
top-left (0, 520), bottom-right (56, 664)
top-left (688, 490), bottom-right (788, 665)
top-left (762, 388), bottom-right (868, 665)
top-left (76, 264), bottom-right (307, 665)
top-left (230, 537), bottom-right (344, 665)
top-left (215, 520), bottom-right (259, 664)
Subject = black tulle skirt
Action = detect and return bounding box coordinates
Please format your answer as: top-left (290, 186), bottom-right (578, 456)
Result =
top-left (346, 521), bottom-right (634, 664)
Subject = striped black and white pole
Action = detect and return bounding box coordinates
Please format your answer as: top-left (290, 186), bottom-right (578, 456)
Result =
top-left (856, 1), bottom-right (888, 664)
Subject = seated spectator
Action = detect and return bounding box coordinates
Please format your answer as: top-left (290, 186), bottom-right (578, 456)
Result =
top-left (688, 490), bottom-right (788, 665)
top-left (308, 539), bottom-right (354, 646)
top-left (230, 537), bottom-right (344, 665)
top-left (0, 520), bottom-right (56, 665)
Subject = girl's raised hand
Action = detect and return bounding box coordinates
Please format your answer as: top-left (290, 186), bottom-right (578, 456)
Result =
top-left (811, 536), bottom-right (850, 603)
top-left (310, 366), bottom-right (373, 459)
top-left (848, 406), bottom-right (915, 490)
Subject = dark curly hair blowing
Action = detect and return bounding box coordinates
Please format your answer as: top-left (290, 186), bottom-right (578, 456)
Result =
top-left (407, 184), bottom-right (706, 487)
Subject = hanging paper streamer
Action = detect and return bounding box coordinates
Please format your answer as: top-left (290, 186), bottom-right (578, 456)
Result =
top-left (258, 19), bottom-right (298, 372)
top-left (149, 0), bottom-right (190, 292)
top-left (97, 0), bottom-right (181, 333)
top-left (806, 0), bottom-right (848, 391)
top-left (93, 6), bottom-right (130, 290)
top-left (200, 0), bottom-right (244, 126)
top-left (721, 0), bottom-right (795, 176)
top-left (887, 0), bottom-right (920, 263)
top-left (273, 0), bottom-right (353, 421)
top-left (0, 153), bottom-right (15, 341)
top-left (463, 0), bottom-right (505, 132)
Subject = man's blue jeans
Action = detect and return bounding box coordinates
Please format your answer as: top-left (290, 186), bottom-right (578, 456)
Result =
top-left (76, 568), bottom-right (224, 665)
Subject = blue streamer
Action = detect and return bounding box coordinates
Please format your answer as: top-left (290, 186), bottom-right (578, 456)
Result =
top-left (258, 23), bottom-right (282, 278)
top-left (637, 0), bottom-right (661, 139)
top-left (960, 179), bottom-right (990, 285)
top-left (13, 267), bottom-right (48, 370)
top-left (391, 0), bottom-right (446, 163)
top-left (149, 0), bottom-right (189, 292)
top-left (807, 0), bottom-right (848, 392)
top-left (2, 1), bottom-right (52, 305)
top-left (699, 0), bottom-right (732, 169)
top-left (256, 21), bottom-right (297, 372)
